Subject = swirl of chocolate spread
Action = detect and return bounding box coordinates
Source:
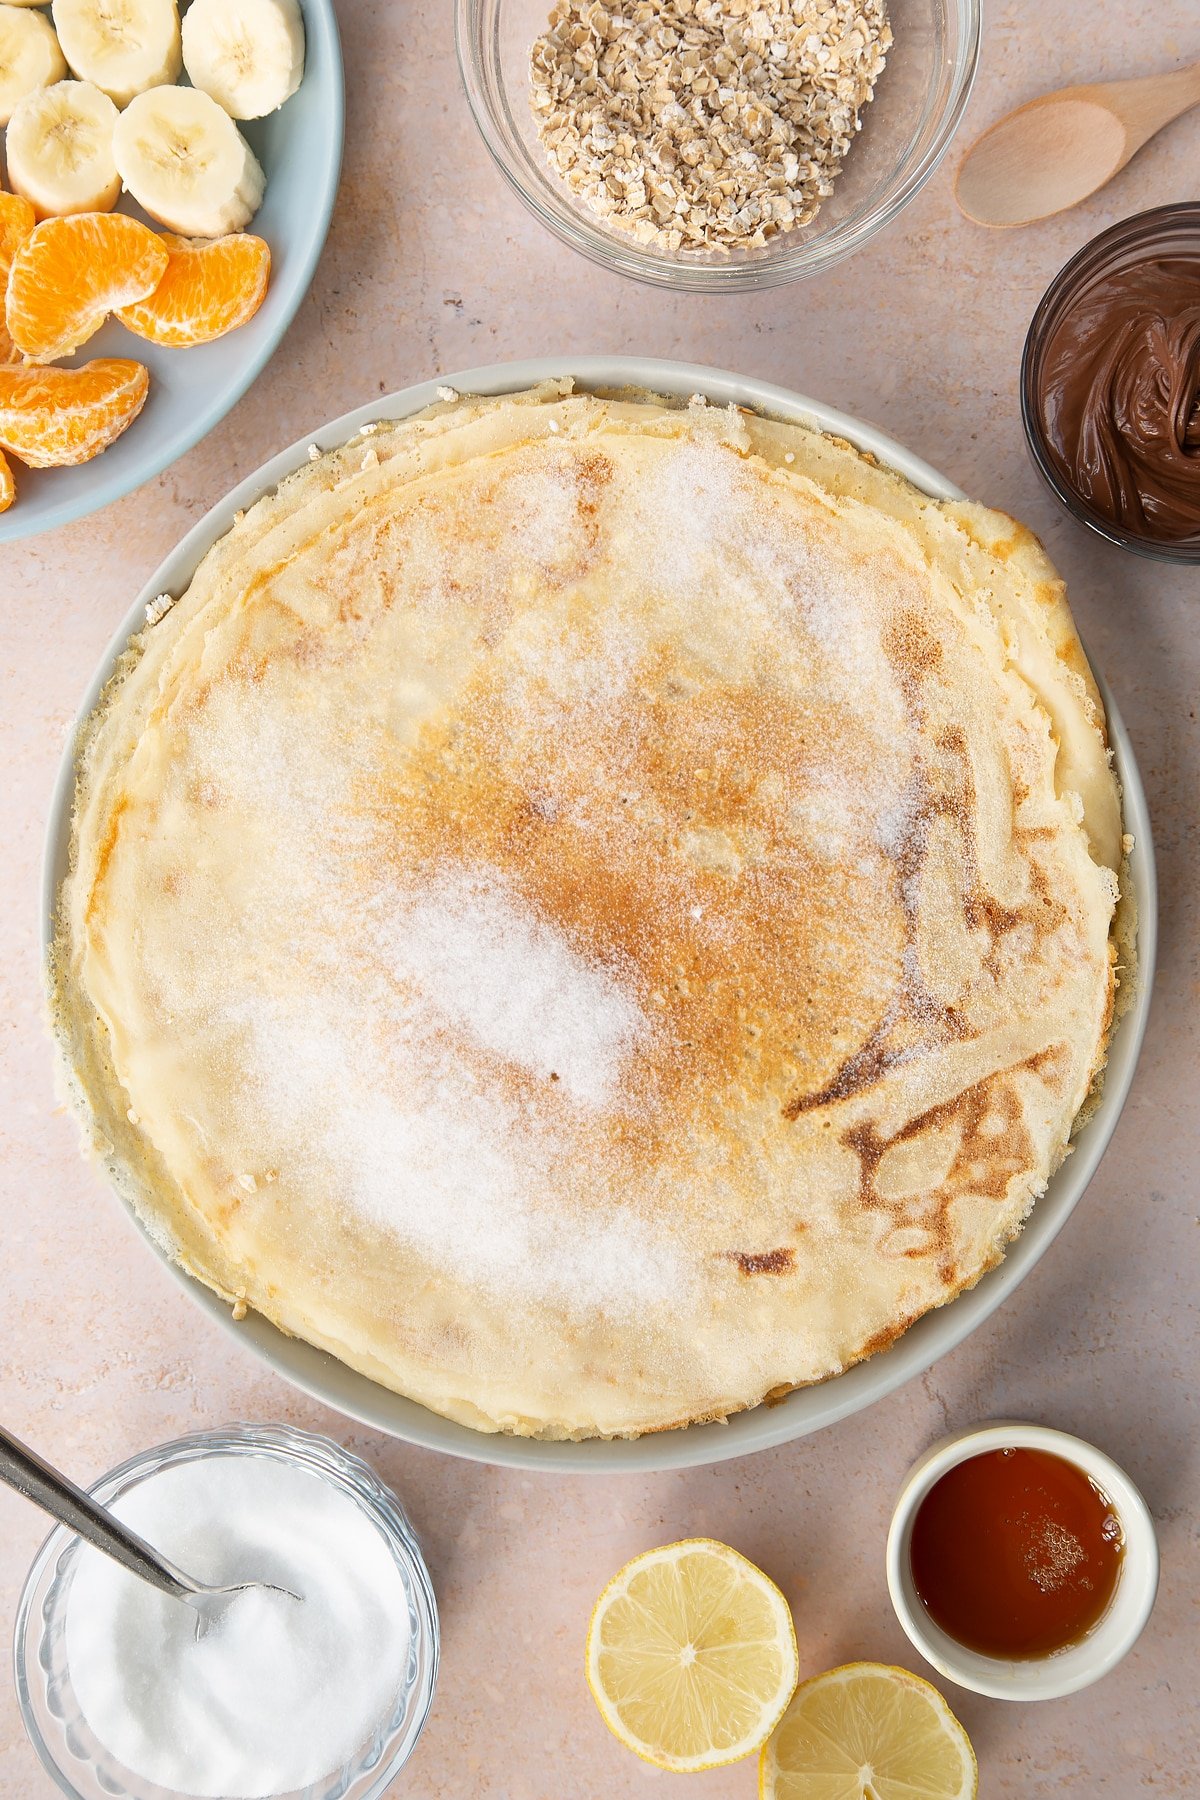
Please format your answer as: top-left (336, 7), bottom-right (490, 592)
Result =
top-left (1037, 255), bottom-right (1200, 543)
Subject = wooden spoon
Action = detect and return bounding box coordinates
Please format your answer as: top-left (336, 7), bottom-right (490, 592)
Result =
top-left (955, 60), bottom-right (1200, 227)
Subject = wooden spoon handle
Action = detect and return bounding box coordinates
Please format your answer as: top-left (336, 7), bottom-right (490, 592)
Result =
top-left (1096, 60), bottom-right (1200, 152)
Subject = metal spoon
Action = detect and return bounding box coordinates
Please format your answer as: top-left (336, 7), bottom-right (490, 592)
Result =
top-left (955, 59), bottom-right (1200, 228)
top-left (0, 1426), bottom-right (299, 1636)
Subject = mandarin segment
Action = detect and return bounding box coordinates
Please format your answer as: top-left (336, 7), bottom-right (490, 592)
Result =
top-left (0, 445), bottom-right (14, 511)
top-left (0, 356), bottom-right (148, 465)
top-left (117, 231), bottom-right (271, 347)
top-left (5, 211), bottom-right (168, 362)
top-left (0, 190), bottom-right (37, 364)
top-left (0, 189), bottom-right (36, 263)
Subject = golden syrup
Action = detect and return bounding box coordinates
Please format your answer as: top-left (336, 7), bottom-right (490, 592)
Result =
top-left (909, 1446), bottom-right (1124, 1658)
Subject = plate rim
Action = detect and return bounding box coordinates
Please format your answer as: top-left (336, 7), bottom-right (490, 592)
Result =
top-left (0, 0), bottom-right (346, 546)
top-left (41, 354), bottom-right (1159, 1472)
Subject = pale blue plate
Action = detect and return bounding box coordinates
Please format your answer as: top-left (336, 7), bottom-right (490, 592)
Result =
top-left (0, 0), bottom-right (343, 544)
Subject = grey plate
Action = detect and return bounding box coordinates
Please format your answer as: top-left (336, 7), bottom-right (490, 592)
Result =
top-left (42, 357), bottom-right (1157, 1472)
top-left (0, 0), bottom-right (343, 545)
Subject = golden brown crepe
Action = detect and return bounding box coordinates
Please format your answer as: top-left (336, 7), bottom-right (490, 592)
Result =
top-left (51, 383), bottom-right (1125, 1438)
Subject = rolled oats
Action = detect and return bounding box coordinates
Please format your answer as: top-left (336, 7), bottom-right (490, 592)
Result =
top-left (530, 0), bottom-right (892, 253)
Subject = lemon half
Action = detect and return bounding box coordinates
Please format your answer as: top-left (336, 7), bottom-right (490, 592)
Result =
top-left (585, 1538), bottom-right (800, 1773)
top-left (759, 1661), bottom-right (978, 1800)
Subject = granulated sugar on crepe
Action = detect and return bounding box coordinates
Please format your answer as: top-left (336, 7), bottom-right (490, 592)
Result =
top-left (52, 383), bottom-right (1125, 1440)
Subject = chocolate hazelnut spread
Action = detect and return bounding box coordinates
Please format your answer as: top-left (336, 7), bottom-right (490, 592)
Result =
top-left (1037, 255), bottom-right (1200, 543)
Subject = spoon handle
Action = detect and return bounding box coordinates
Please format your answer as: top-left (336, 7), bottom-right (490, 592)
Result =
top-left (0, 1427), bottom-right (198, 1601)
top-left (1099, 59), bottom-right (1200, 151)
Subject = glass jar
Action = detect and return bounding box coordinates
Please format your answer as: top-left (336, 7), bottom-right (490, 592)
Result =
top-left (455, 0), bottom-right (980, 292)
top-left (1021, 203), bottom-right (1200, 566)
top-left (13, 1423), bottom-right (439, 1800)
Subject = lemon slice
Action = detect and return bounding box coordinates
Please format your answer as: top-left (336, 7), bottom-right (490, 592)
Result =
top-left (759, 1662), bottom-right (978, 1800)
top-left (585, 1538), bottom-right (799, 1772)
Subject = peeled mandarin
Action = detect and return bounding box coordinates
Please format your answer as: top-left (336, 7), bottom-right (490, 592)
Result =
top-left (117, 231), bottom-right (270, 347)
top-left (0, 188), bottom-right (36, 262)
top-left (0, 357), bottom-right (148, 465)
top-left (5, 211), bottom-right (168, 362)
top-left (0, 190), bottom-right (37, 364)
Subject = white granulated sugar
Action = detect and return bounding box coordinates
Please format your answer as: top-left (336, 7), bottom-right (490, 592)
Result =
top-left (384, 504), bottom-right (467, 615)
top-left (65, 1454), bottom-right (410, 1798)
top-left (172, 688), bottom-right (682, 1318)
top-left (630, 436), bottom-right (750, 596)
top-left (147, 422), bottom-right (934, 1330)
top-left (785, 537), bottom-right (906, 707)
top-left (375, 867), bottom-right (644, 1107)
top-left (792, 776), bottom-right (877, 865)
top-left (619, 436), bottom-right (906, 716)
top-left (505, 458), bottom-right (592, 571)
top-left (876, 779), bottom-right (926, 864)
top-left (620, 436), bottom-right (793, 616)
top-left (238, 983), bottom-right (679, 1316)
top-left (185, 687), bottom-right (365, 867)
top-left (503, 608), bottom-right (641, 731)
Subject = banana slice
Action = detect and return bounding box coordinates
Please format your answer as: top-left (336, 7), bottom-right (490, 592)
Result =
top-left (112, 84), bottom-right (265, 237)
top-left (0, 6), bottom-right (67, 127)
top-left (7, 80), bottom-right (121, 217)
top-left (51, 0), bottom-right (180, 109)
top-left (182, 0), bottom-right (303, 120)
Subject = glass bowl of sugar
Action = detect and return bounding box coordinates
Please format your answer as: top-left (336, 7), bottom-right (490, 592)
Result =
top-left (13, 1423), bottom-right (439, 1800)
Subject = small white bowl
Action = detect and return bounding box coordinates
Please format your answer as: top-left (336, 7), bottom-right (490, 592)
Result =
top-left (886, 1423), bottom-right (1159, 1701)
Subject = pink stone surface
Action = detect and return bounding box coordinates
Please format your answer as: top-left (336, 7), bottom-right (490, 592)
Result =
top-left (2, 3), bottom-right (1198, 1795)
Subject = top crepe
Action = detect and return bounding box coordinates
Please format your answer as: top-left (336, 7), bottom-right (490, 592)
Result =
top-left (52, 384), bottom-right (1125, 1439)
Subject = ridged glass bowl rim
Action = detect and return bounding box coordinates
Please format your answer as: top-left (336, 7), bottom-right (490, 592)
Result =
top-left (453, 0), bottom-right (981, 291)
top-left (12, 1423), bottom-right (440, 1800)
top-left (1020, 203), bottom-right (1200, 566)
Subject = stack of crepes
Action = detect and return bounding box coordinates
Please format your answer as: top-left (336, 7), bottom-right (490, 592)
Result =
top-left (52, 383), bottom-right (1129, 1439)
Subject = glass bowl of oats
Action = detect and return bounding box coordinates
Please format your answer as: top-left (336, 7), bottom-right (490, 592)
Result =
top-left (455, 0), bottom-right (980, 291)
